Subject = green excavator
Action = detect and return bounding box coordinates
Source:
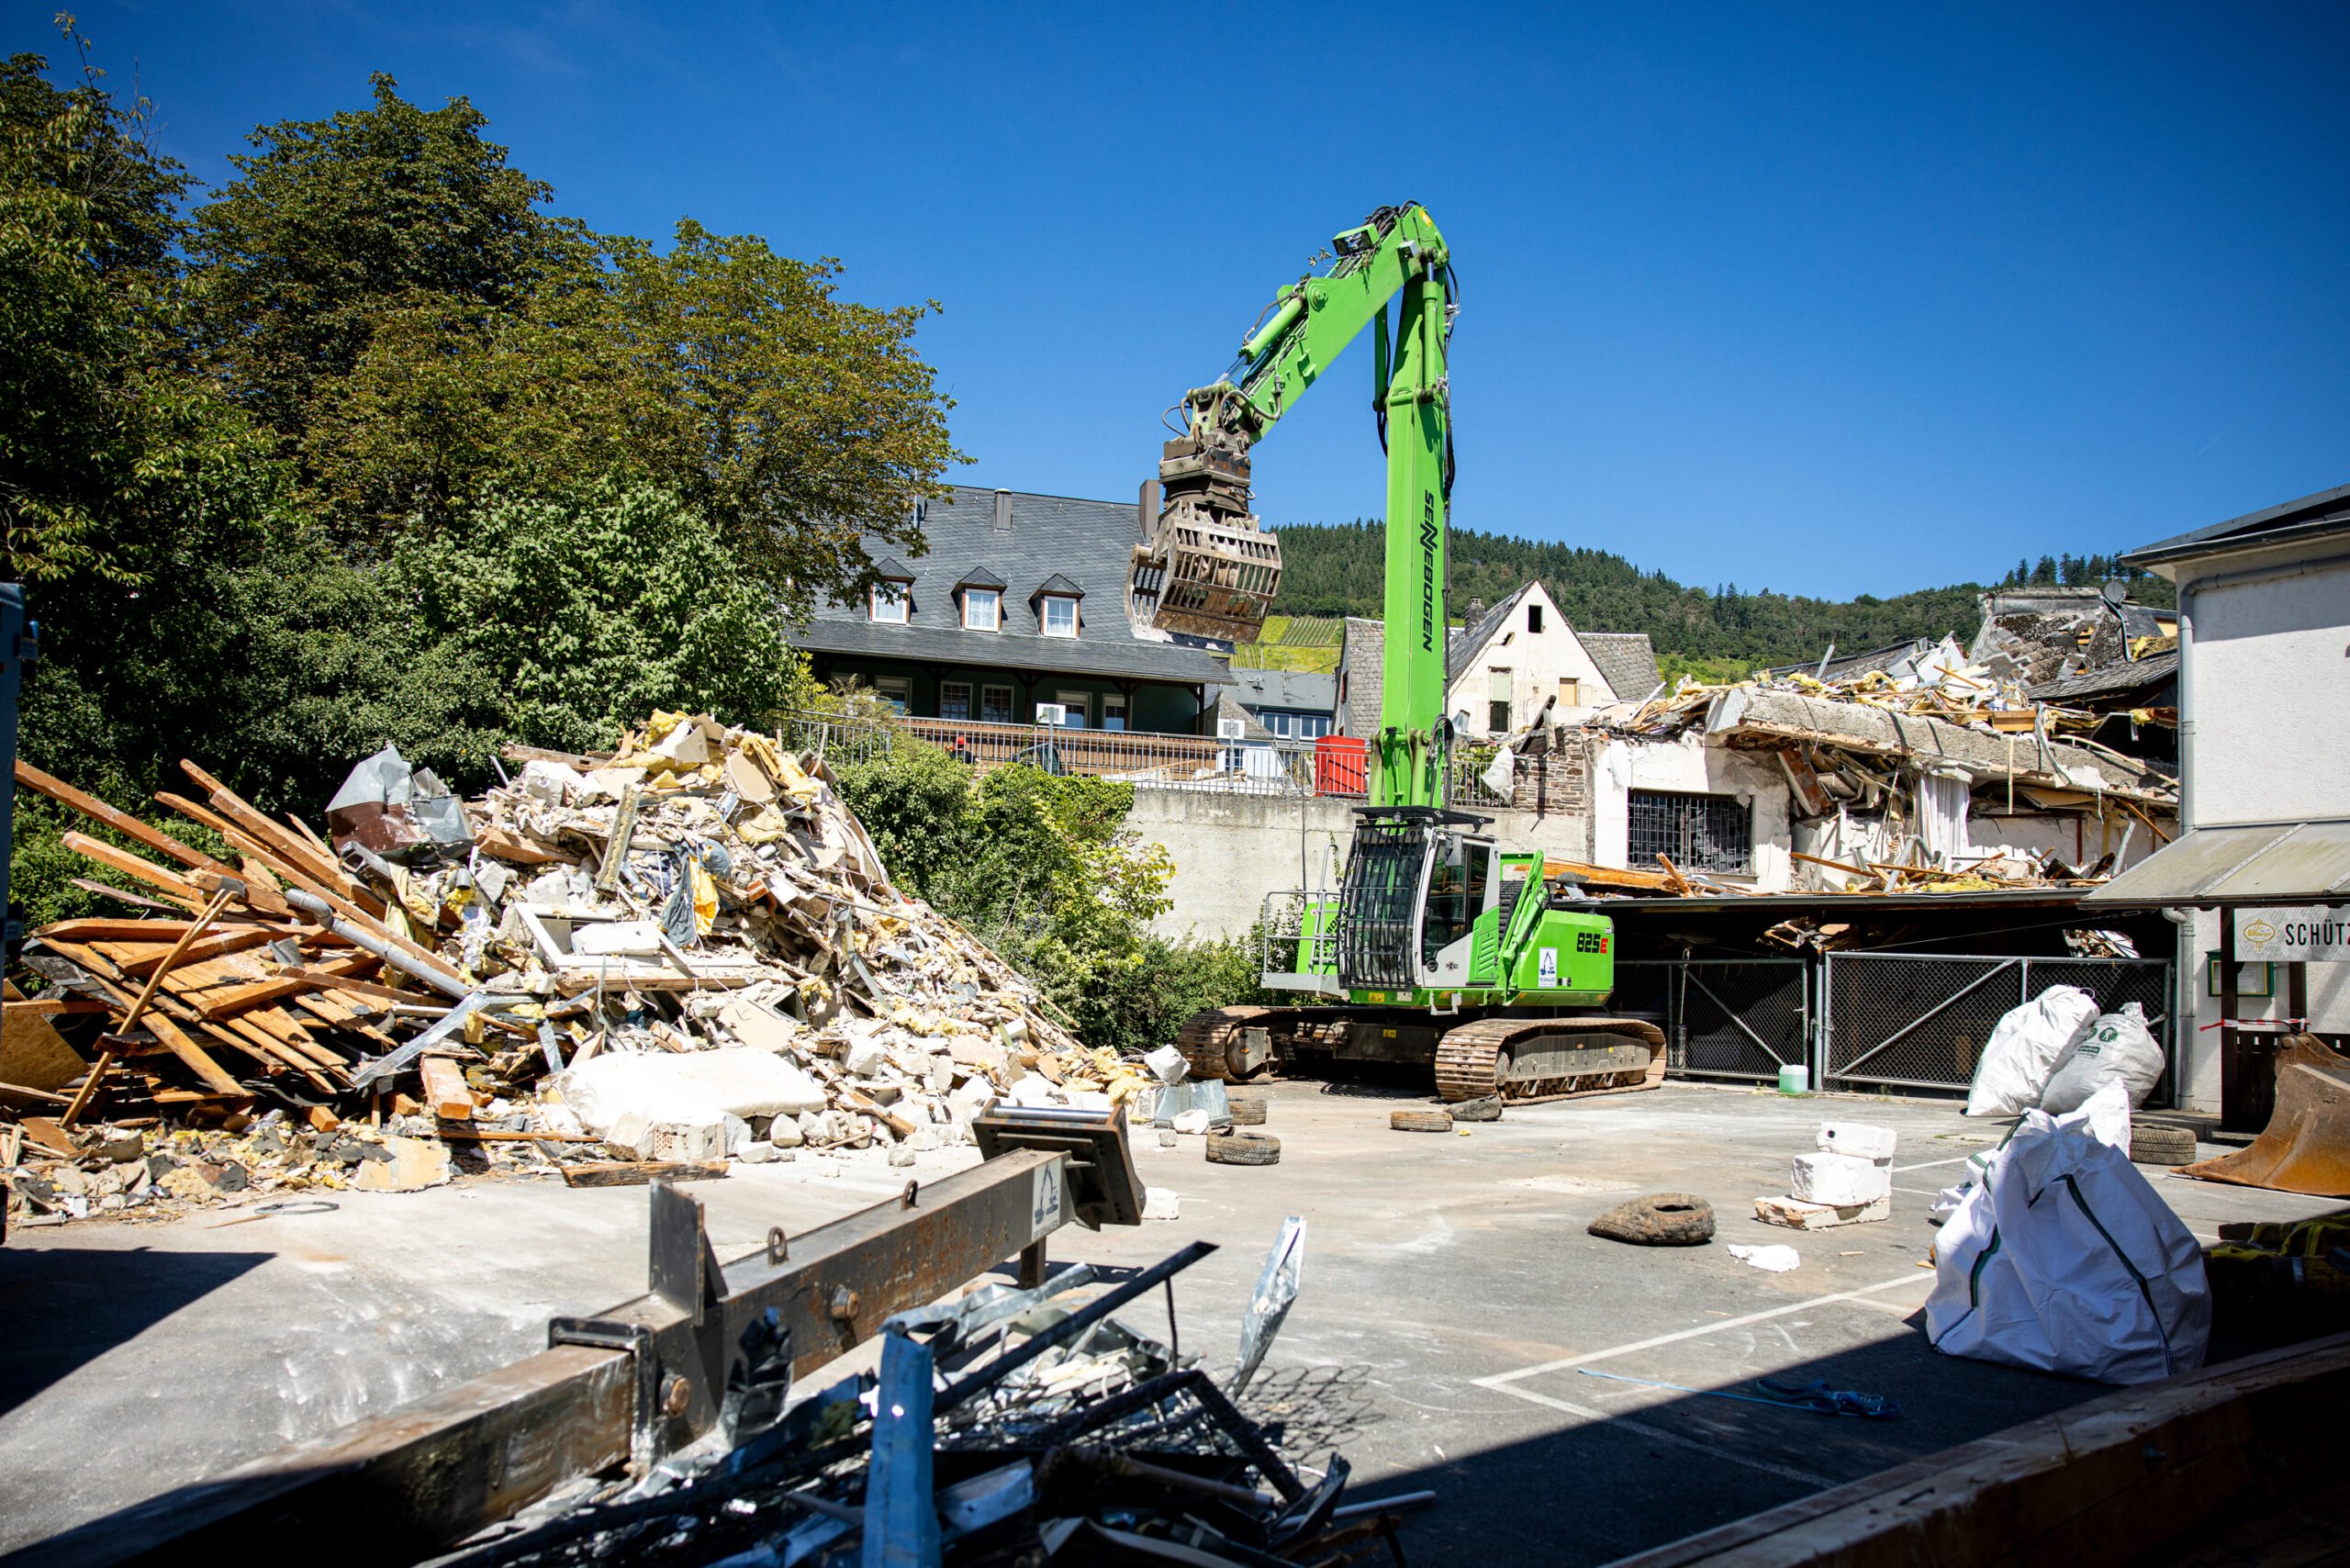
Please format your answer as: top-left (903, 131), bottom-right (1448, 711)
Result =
top-left (1129, 203), bottom-right (1667, 1103)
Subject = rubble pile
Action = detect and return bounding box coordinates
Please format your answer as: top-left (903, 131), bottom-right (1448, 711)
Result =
top-left (5, 714), bottom-right (1142, 1228)
top-left (1539, 635), bottom-right (2182, 901)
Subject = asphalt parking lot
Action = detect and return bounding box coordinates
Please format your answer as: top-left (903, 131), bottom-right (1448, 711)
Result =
top-left (2, 1078), bottom-right (2331, 1564)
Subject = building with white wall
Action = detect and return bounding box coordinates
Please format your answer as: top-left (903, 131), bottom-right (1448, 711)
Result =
top-left (2085, 481), bottom-right (2350, 1122)
top-left (1334, 582), bottom-right (1662, 741)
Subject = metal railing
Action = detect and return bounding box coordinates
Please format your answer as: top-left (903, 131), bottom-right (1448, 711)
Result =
top-left (780, 709), bottom-right (1576, 811)
top-left (1818, 952), bottom-right (2175, 1101)
top-left (781, 710), bottom-right (1367, 799)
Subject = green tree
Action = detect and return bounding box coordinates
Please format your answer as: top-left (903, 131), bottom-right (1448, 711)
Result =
top-left (385, 483), bottom-right (813, 762)
top-left (185, 73), bottom-right (582, 455)
top-left (0, 33), bottom-right (274, 587)
top-left (307, 219), bottom-right (964, 617)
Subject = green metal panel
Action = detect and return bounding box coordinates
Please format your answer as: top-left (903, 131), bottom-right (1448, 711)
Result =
top-left (1507, 908), bottom-right (1616, 999)
top-left (1468, 907), bottom-right (1500, 985)
top-left (1296, 899), bottom-right (1340, 976)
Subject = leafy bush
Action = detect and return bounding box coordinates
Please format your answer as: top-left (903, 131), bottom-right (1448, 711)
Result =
top-left (829, 749), bottom-right (1261, 1053)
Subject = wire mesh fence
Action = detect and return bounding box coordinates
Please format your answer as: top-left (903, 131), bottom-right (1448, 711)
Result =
top-left (1617, 958), bottom-right (1810, 1082)
top-left (1820, 952), bottom-right (2174, 1101)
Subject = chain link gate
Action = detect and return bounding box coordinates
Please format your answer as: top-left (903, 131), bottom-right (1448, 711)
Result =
top-left (1616, 959), bottom-right (1811, 1083)
top-left (1819, 953), bottom-right (2176, 1102)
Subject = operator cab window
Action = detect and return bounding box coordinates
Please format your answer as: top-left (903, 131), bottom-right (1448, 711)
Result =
top-left (1421, 836), bottom-right (1493, 967)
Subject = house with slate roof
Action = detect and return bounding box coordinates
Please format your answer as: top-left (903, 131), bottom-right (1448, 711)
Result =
top-left (1334, 581), bottom-right (1662, 740)
top-left (791, 486), bottom-right (1234, 734)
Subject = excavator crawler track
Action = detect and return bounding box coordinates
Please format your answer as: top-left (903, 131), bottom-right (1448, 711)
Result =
top-left (1173, 1005), bottom-right (1282, 1082)
top-left (1432, 1016), bottom-right (1670, 1104)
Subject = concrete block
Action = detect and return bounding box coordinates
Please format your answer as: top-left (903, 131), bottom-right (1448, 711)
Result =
top-left (1754, 1193), bottom-right (1891, 1229)
top-left (1817, 1121), bottom-right (1898, 1162)
top-left (603, 1110), bottom-right (650, 1160)
top-left (647, 1120), bottom-right (725, 1164)
top-left (1792, 1150), bottom-right (1891, 1205)
top-left (1143, 1187), bottom-right (1181, 1220)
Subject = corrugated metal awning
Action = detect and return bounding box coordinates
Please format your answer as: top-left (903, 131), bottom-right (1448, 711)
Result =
top-left (2079, 819), bottom-right (2350, 907)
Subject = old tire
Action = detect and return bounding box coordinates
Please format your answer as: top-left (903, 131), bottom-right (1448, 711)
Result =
top-left (1227, 1094), bottom-right (1269, 1126)
top-left (1391, 1110), bottom-right (1454, 1134)
top-left (1588, 1192), bottom-right (1716, 1247)
top-left (1450, 1096), bottom-right (1503, 1123)
top-left (2130, 1120), bottom-right (2198, 1166)
top-left (1206, 1132), bottom-right (1281, 1167)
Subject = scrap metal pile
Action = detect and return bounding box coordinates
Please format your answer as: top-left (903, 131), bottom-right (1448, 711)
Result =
top-left (4, 714), bottom-right (1147, 1227)
top-left (437, 1220), bottom-right (1427, 1568)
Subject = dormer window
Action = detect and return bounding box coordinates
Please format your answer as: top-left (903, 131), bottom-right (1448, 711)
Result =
top-left (955, 566), bottom-right (1008, 632)
top-left (1030, 572), bottom-right (1084, 638)
top-left (868, 557), bottom-right (914, 623)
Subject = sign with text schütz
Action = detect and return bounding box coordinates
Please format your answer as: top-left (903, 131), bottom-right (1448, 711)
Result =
top-left (2234, 907), bottom-right (2350, 963)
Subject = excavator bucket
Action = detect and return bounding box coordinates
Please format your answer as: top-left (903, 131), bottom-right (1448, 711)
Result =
top-left (2181, 1035), bottom-right (2350, 1198)
top-left (1127, 429), bottom-right (1281, 644)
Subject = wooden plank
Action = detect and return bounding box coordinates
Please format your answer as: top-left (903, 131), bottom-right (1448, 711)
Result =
top-left (115, 926), bottom-right (287, 976)
top-left (63, 885), bottom-right (240, 1126)
top-left (1539, 857), bottom-right (1677, 892)
top-left (179, 760), bottom-right (354, 894)
top-left (151, 790), bottom-right (240, 843)
top-left (420, 1055), bottom-right (475, 1121)
top-left (1, 999), bottom-right (90, 1092)
top-left (67, 877), bottom-right (197, 915)
top-left (267, 967), bottom-right (439, 1007)
top-left (475, 825), bottom-right (573, 866)
top-left (15, 758), bottom-right (237, 876)
top-left (595, 785), bottom-right (640, 893)
top-left (219, 1016), bottom-right (334, 1090)
top-left (60, 832), bottom-right (201, 904)
top-left (558, 1159), bottom-right (727, 1188)
top-left (186, 954), bottom-right (377, 1020)
top-left (147, 1013), bottom-right (258, 1095)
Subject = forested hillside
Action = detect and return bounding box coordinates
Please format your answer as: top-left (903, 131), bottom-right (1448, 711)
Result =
top-left (1270, 520), bottom-right (2173, 670)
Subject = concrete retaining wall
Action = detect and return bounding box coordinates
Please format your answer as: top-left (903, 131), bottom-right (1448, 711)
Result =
top-left (1129, 786), bottom-right (1595, 943)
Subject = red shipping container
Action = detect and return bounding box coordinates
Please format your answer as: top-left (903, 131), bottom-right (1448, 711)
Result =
top-left (1314, 734), bottom-right (1369, 797)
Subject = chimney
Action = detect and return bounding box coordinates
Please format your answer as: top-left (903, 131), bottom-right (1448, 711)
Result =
top-left (992, 489), bottom-right (1013, 533)
top-left (1465, 597), bottom-right (1485, 622)
top-left (1137, 478), bottom-right (1160, 541)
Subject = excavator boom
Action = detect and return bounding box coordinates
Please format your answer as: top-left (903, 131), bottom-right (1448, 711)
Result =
top-left (1131, 206), bottom-right (1456, 812)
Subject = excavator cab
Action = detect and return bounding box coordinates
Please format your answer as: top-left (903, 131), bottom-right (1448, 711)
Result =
top-left (1334, 807), bottom-right (1498, 993)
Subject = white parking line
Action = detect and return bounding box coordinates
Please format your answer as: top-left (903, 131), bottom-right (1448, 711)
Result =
top-left (1473, 1271), bottom-right (1930, 1388)
top-left (1892, 1155), bottom-right (1976, 1174)
top-left (1481, 1381), bottom-right (1837, 1487)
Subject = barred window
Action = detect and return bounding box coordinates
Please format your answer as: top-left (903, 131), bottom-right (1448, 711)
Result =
top-left (1628, 790), bottom-right (1751, 875)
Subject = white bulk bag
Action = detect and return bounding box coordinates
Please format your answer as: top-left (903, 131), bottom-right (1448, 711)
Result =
top-left (2039, 1002), bottom-right (2165, 1114)
top-left (1926, 1084), bottom-right (2209, 1384)
top-left (1965, 984), bottom-right (2099, 1117)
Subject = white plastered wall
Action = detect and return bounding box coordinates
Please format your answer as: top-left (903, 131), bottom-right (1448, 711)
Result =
top-left (1445, 584), bottom-right (1620, 736)
top-left (1592, 735), bottom-right (1796, 890)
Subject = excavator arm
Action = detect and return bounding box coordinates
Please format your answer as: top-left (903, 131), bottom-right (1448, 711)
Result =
top-left (1129, 203), bottom-right (1457, 807)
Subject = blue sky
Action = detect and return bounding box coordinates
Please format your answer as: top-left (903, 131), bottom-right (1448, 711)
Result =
top-left (23, 2), bottom-right (2347, 598)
